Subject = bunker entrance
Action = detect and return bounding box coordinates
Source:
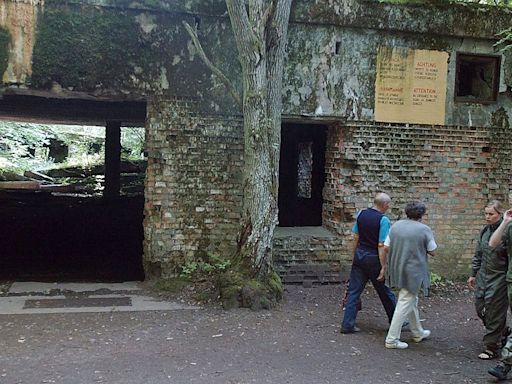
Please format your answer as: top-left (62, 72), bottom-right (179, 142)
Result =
top-left (278, 123), bottom-right (327, 227)
top-left (0, 94), bottom-right (146, 281)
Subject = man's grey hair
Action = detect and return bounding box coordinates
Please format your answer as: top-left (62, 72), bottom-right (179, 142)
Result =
top-left (374, 192), bottom-right (391, 207)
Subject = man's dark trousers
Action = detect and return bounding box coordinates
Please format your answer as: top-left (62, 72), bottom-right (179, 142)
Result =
top-left (342, 248), bottom-right (397, 331)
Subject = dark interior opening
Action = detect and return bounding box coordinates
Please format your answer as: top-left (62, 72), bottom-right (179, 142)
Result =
top-left (455, 53), bottom-right (500, 103)
top-left (0, 94), bottom-right (146, 281)
top-left (1, 193), bottom-right (145, 281)
top-left (278, 123), bottom-right (327, 227)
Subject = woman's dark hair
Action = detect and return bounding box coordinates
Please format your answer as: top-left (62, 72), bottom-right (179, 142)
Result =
top-left (405, 201), bottom-right (426, 220)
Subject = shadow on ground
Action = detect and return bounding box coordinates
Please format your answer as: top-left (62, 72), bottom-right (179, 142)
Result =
top-left (0, 192), bottom-right (144, 281)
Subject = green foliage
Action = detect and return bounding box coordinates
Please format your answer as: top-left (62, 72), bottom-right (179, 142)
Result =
top-left (457, 0), bottom-right (510, 4)
top-left (0, 122), bottom-right (52, 172)
top-left (121, 128), bottom-right (145, 159)
top-left (430, 271), bottom-right (443, 285)
top-left (180, 253), bottom-right (232, 280)
top-left (0, 122), bottom-right (145, 175)
top-left (178, 253), bottom-right (283, 310)
top-left (377, 0), bottom-right (511, 6)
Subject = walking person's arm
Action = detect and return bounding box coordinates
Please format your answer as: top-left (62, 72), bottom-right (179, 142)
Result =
top-left (489, 209), bottom-right (512, 248)
top-left (376, 216), bottom-right (392, 281)
top-left (377, 243), bottom-right (387, 281)
top-left (352, 234), bottom-right (359, 257)
top-left (426, 228), bottom-right (437, 257)
top-left (351, 211), bottom-right (361, 260)
top-left (468, 235), bottom-right (483, 289)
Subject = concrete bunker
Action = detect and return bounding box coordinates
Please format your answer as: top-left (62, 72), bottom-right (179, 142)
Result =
top-left (0, 92), bottom-right (146, 281)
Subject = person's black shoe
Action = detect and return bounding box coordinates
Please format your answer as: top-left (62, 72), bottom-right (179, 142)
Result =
top-left (340, 326), bottom-right (361, 334)
top-left (488, 363), bottom-right (511, 381)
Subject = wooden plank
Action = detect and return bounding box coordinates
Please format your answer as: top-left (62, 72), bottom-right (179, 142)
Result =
top-left (0, 181), bottom-right (41, 190)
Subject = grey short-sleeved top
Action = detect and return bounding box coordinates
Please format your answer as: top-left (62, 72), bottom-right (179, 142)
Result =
top-left (384, 219), bottom-right (437, 294)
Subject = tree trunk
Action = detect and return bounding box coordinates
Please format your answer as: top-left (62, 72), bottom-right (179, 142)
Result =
top-left (227, 0), bottom-right (292, 277)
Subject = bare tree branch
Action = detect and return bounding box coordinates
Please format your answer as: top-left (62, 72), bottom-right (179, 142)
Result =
top-left (182, 20), bottom-right (242, 107)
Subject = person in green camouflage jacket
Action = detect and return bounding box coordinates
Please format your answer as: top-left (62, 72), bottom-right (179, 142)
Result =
top-left (487, 205), bottom-right (512, 380)
top-left (467, 200), bottom-right (508, 360)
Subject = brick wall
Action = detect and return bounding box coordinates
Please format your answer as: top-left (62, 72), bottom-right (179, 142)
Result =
top-left (323, 121), bottom-right (512, 278)
top-left (143, 96), bottom-right (243, 278)
top-left (143, 97), bottom-right (511, 280)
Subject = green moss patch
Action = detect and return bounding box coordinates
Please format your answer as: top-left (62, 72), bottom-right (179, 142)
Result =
top-left (31, 6), bottom-right (157, 90)
top-left (218, 269), bottom-right (283, 310)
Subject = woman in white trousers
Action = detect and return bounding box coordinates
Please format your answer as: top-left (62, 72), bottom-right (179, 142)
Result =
top-left (384, 201), bottom-right (437, 349)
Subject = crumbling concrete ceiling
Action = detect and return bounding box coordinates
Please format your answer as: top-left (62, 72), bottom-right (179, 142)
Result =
top-left (38, 0), bottom-right (512, 39)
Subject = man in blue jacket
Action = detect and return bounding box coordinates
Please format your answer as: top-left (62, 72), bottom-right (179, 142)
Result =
top-left (341, 192), bottom-right (397, 333)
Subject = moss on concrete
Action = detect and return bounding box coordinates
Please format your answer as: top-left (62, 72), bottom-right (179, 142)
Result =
top-left (491, 107), bottom-right (510, 129)
top-left (30, 6), bottom-right (157, 91)
top-left (151, 277), bottom-right (191, 293)
top-left (0, 28), bottom-right (10, 80)
top-left (218, 268), bottom-right (283, 310)
top-left (44, 0), bottom-right (228, 15)
top-left (375, 0), bottom-right (511, 8)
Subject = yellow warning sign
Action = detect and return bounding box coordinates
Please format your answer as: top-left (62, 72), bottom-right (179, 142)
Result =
top-left (375, 47), bottom-right (449, 125)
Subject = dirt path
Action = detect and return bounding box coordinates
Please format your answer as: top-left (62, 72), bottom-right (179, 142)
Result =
top-left (0, 284), bottom-right (500, 383)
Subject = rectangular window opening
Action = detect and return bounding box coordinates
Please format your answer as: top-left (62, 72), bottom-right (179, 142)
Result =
top-left (455, 53), bottom-right (500, 103)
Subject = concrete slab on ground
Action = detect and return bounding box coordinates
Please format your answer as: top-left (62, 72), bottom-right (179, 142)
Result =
top-left (8, 281), bottom-right (142, 294)
top-left (1, 282), bottom-right (199, 314)
top-left (0, 294), bottom-right (198, 314)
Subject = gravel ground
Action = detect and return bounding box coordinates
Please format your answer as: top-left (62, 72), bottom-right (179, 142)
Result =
top-left (0, 283), bottom-right (502, 384)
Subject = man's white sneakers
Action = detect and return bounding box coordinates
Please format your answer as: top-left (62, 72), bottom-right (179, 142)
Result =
top-left (412, 329), bottom-right (431, 343)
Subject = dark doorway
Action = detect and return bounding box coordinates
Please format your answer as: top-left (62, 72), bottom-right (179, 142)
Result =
top-left (0, 122), bottom-right (145, 281)
top-left (0, 193), bottom-right (145, 281)
top-left (0, 93), bottom-right (147, 282)
top-left (278, 123), bottom-right (327, 227)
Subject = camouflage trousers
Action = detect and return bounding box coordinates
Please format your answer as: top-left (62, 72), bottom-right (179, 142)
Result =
top-left (476, 284), bottom-right (508, 352)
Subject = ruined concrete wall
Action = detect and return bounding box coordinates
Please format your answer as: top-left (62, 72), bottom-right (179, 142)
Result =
top-left (292, 0), bottom-right (511, 40)
top-left (21, 1), bottom-right (241, 113)
top-left (284, 25), bottom-right (511, 127)
top-left (143, 96), bottom-right (243, 278)
top-left (0, 0), bottom-right (41, 84)
top-left (323, 120), bottom-right (512, 278)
